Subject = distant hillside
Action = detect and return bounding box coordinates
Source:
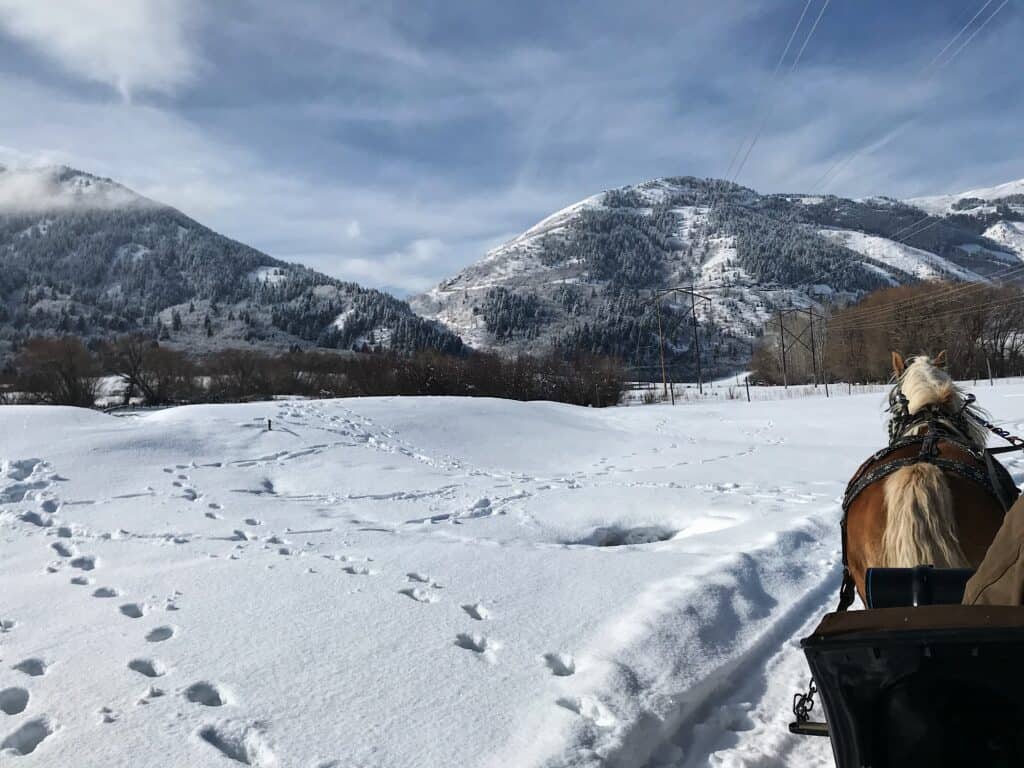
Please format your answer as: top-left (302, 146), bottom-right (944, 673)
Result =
top-left (411, 176), bottom-right (1024, 378)
top-left (0, 165), bottom-right (463, 362)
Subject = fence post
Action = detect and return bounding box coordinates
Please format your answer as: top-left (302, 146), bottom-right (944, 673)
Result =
top-left (745, 377), bottom-right (751, 402)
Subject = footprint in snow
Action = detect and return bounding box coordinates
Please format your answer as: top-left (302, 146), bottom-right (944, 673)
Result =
top-left (342, 565), bottom-right (375, 576)
top-left (120, 603), bottom-right (146, 619)
top-left (185, 682), bottom-right (228, 707)
top-left (398, 588), bottom-right (438, 604)
top-left (49, 542), bottom-right (74, 558)
top-left (0, 619), bottom-right (17, 633)
top-left (12, 658), bottom-right (47, 677)
top-left (127, 659), bottom-right (166, 678)
top-left (1, 716), bottom-right (55, 755)
top-left (543, 653), bottom-right (576, 677)
top-left (555, 696), bottom-right (616, 727)
top-left (406, 572), bottom-right (443, 589)
top-left (70, 576), bottom-right (92, 586)
top-left (146, 626), bottom-right (176, 643)
top-left (0, 687), bottom-right (30, 715)
top-left (454, 633), bottom-right (500, 662)
top-left (97, 706), bottom-right (118, 724)
top-left (197, 721), bottom-right (276, 766)
top-left (461, 603), bottom-right (490, 621)
top-left (92, 587), bottom-right (120, 598)
top-left (69, 555), bottom-right (97, 571)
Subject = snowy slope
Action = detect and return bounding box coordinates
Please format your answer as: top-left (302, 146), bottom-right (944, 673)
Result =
top-left (817, 228), bottom-right (986, 281)
top-left (6, 388), bottom-right (1023, 765)
top-left (984, 221), bottom-right (1024, 261)
top-left (908, 178), bottom-right (1024, 215)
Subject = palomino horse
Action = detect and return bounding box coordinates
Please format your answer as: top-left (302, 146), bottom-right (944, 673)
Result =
top-left (841, 352), bottom-right (1017, 606)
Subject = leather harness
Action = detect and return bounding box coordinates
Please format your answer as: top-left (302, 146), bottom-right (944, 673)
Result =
top-left (836, 406), bottom-right (1020, 612)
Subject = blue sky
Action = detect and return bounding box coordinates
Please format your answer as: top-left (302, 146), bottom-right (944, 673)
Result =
top-left (0, 0), bottom-right (1020, 296)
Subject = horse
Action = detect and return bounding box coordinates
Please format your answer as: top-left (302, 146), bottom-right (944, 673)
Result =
top-left (841, 351), bottom-right (1017, 606)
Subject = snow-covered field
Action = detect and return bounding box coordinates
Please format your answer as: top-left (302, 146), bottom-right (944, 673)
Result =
top-left (5, 389), bottom-right (1024, 766)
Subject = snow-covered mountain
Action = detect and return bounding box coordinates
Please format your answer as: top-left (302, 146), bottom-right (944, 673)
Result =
top-left (411, 176), bottom-right (1024, 376)
top-left (0, 165), bottom-right (463, 361)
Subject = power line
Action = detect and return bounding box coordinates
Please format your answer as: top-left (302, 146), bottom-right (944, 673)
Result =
top-left (812, 0), bottom-right (1008, 193)
top-left (731, 0), bottom-right (831, 184)
top-left (830, 290), bottom-right (1024, 333)
top-left (725, 0), bottom-right (815, 180)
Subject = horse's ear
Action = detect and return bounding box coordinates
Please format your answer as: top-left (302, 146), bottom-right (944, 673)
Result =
top-left (934, 350), bottom-right (947, 368)
top-left (892, 351), bottom-right (906, 376)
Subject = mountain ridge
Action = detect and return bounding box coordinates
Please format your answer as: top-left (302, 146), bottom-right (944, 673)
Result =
top-left (0, 164), bottom-right (464, 362)
top-left (411, 175), bottom-right (1024, 377)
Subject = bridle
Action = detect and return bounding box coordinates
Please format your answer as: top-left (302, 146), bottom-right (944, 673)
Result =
top-left (835, 385), bottom-right (1022, 612)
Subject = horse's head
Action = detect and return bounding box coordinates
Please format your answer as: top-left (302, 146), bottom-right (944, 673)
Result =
top-left (888, 351), bottom-right (987, 448)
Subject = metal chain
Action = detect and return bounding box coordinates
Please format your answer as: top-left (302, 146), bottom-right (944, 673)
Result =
top-left (792, 679), bottom-right (817, 723)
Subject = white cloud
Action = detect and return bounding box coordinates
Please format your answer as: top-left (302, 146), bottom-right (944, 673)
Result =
top-left (0, 0), bottom-right (199, 98)
top-left (0, 164), bottom-right (151, 211)
top-left (345, 219), bottom-right (361, 239)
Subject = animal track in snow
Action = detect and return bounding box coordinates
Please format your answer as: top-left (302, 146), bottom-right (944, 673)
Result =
top-left (0, 619), bottom-right (16, 632)
top-left (198, 722), bottom-right (277, 766)
top-left (120, 603), bottom-right (146, 619)
top-left (555, 696), bottom-right (616, 727)
top-left (543, 653), bottom-right (576, 677)
top-left (49, 542), bottom-right (74, 558)
top-left (342, 565), bottom-right (374, 576)
top-left (454, 633), bottom-right (500, 662)
top-left (243, 518), bottom-right (262, 526)
top-left (127, 658), bottom-right (166, 678)
top-left (97, 706), bottom-right (118, 724)
top-left (0, 687), bottom-right (29, 715)
top-left (146, 626), bottom-right (175, 643)
top-left (12, 658), bottom-right (46, 677)
top-left (461, 603), bottom-right (490, 621)
top-left (92, 587), bottom-right (120, 598)
top-left (69, 555), bottom-right (97, 571)
top-left (70, 576), bottom-right (92, 586)
top-left (136, 686), bottom-right (166, 706)
top-left (1, 717), bottom-right (54, 755)
top-left (406, 572), bottom-right (443, 589)
top-left (18, 511), bottom-right (52, 528)
top-left (185, 682), bottom-right (227, 707)
top-left (398, 588), bottom-right (438, 604)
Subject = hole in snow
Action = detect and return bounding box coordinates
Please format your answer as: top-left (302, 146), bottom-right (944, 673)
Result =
top-left (567, 525), bottom-right (677, 547)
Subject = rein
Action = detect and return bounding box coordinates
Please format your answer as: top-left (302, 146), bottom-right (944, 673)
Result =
top-left (959, 394), bottom-right (1024, 454)
top-left (836, 386), bottom-right (1022, 612)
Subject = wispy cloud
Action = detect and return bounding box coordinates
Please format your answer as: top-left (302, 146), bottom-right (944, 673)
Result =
top-left (0, 0), bottom-right (200, 98)
top-left (0, 0), bottom-right (1020, 295)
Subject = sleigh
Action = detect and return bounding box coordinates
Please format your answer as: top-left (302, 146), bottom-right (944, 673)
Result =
top-left (790, 566), bottom-right (1024, 767)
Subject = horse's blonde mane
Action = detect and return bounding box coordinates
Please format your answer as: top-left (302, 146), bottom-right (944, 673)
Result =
top-left (890, 354), bottom-right (988, 448)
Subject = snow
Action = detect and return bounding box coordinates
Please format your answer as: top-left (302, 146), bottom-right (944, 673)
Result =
top-left (7, 386), bottom-right (1024, 765)
top-left (817, 227), bottom-right (985, 281)
top-left (908, 178), bottom-right (1024, 215)
top-left (984, 221), bottom-right (1024, 260)
top-left (0, 165), bottom-right (150, 212)
top-left (248, 266), bottom-right (288, 285)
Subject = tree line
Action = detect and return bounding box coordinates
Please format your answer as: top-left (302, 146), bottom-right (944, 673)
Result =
top-left (0, 336), bottom-right (625, 409)
top-left (750, 282), bottom-right (1024, 384)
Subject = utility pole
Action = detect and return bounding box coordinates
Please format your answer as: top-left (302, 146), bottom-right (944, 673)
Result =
top-left (689, 284), bottom-right (704, 395)
top-left (656, 300), bottom-right (669, 401)
top-left (806, 307), bottom-right (819, 388)
top-left (778, 310), bottom-right (788, 388)
top-left (647, 286), bottom-right (711, 400)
